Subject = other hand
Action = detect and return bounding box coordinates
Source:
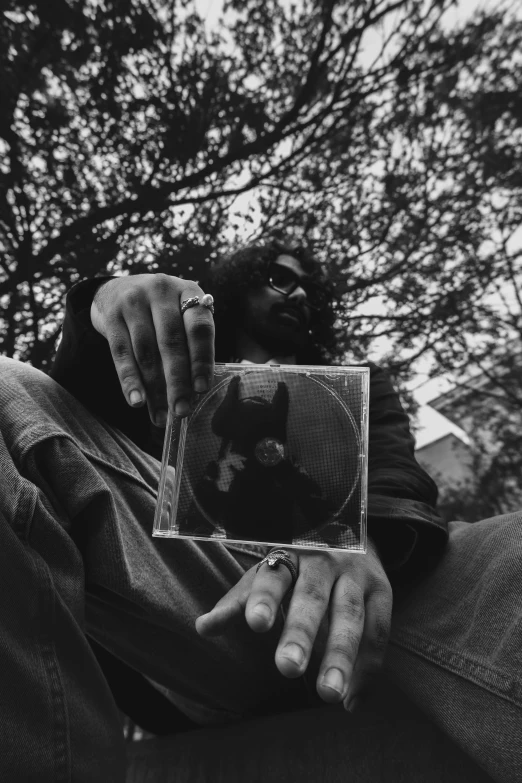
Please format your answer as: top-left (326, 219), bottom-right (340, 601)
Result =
top-left (90, 274), bottom-right (214, 426)
top-left (196, 540), bottom-right (392, 710)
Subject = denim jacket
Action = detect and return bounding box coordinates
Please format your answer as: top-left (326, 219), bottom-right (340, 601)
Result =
top-left (51, 278), bottom-right (448, 586)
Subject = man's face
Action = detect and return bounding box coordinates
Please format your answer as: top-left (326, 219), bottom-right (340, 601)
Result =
top-left (241, 255), bottom-right (314, 354)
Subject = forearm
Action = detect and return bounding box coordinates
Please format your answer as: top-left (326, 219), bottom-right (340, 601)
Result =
top-left (365, 361), bottom-right (448, 586)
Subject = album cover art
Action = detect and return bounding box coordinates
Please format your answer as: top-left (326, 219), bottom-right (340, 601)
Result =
top-left (153, 363), bottom-right (369, 552)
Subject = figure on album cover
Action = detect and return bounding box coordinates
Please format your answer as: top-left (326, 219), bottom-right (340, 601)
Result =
top-left (183, 375), bottom-right (334, 543)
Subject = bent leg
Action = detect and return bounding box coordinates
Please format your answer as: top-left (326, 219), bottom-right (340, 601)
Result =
top-left (0, 358), bottom-right (306, 782)
top-left (386, 513), bottom-right (522, 783)
top-left (0, 388), bottom-right (126, 781)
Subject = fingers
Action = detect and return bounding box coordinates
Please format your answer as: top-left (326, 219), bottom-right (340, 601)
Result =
top-left (91, 274), bottom-right (215, 425)
top-left (91, 281), bottom-right (150, 411)
top-left (183, 302), bottom-right (215, 395)
top-left (196, 552), bottom-right (298, 641)
top-left (196, 569), bottom-right (256, 637)
top-left (102, 316), bottom-right (150, 413)
top-left (197, 548), bottom-right (392, 716)
top-left (268, 549), bottom-right (391, 707)
top-left (109, 276), bottom-right (182, 426)
top-left (127, 307), bottom-right (169, 426)
top-left (153, 286), bottom-right (215, 417)
top-left (315, 574), bottom-right (366, 703)
top-left (195, 594), bottom-right (245, 637)
top-left (148, 275), bottom-right (209, 421)
top-left (244, 553), bottom-right (299, 633)
top-left (274, 556), bottom-right (335, 680)
top-left (149, 287), bottom-right (191, 420)
top-left (342, 586), bottom-right (392, 712)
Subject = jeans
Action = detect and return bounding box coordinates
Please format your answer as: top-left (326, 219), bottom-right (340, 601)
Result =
top-left (0, 357), bottom-right (520, 782)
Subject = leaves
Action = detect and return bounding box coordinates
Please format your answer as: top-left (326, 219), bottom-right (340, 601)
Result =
top-left (1, 2), bottom-right (521, 508)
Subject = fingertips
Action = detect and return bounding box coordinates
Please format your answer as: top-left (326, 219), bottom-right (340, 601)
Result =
top-left (318, 666), bottom-right (349, 703)
top-left (153, 407), bottom-right (169, 427)
top-left (273, 561), bottom-right (331, 680)
top-left (341, 591), bottom-right (391, 711)
top-left (275, 643), bottom-right (307, 678)
top-left (245, 554), bottom-right (297, 636)
top-left (106, 323), bottom-right (148, 412)
top-left (194, 613), bottom-right (212, 636)
top-left (182, 297), bottom-right (215, 397)
top-left (128, 389), bottom-right (145, 407)
top-left (195, 615), bottom-right (221, 637)
top-left (316, 576), bottom-right (365, 703)
top-left (195, 604), bottom-right (236, 637)
top-left (196, 572), bottom-right (255, 637)
top-left (153, 281), bottom-right (214, 418)
top-left (245, 601), bottom-right (275, 632)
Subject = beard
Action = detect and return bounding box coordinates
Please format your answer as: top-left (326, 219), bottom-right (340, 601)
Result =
top-left (246, 308), bottom-right (309, 357)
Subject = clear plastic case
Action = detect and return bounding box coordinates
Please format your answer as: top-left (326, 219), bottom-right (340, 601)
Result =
top-left (153, 363), bottom-right (369, 552)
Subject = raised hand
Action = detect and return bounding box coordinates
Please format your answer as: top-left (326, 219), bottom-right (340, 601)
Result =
top-left (90, 274), bottom-right (215, 426)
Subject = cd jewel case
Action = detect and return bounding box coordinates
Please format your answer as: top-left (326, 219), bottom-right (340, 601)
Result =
top-left (153, 363), bottom-right (369, 552)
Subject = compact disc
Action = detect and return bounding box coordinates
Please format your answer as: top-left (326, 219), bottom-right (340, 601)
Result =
top-left (172, 367), bottom-right (362, 546)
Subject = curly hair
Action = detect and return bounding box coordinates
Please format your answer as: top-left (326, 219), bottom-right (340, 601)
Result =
top-left (202, 239), bottom-right (342, 365)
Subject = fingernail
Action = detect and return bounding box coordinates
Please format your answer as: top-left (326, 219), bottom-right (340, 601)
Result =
top-left (252, 603), bottom-right (272, 624)
top-left (175, 398), bottom-right (191, 417)
top-left (281, 643), bottom-right (305, 667)
top-left (194, 376), bottom-right (208, 393)
top-left (129, 390), bottom-right (143, 406)
top-left (322, 668), bottom-right (345, 695)
top-left (155, 409), bottom-right (168, 427)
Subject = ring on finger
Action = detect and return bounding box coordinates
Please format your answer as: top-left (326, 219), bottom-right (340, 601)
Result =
top-left (256, 548), bottom-right (298, 589)
top-left (180, 294), bottom-right (215, 315)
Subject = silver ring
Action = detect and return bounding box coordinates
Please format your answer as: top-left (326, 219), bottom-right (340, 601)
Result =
top-left (256, 548), bottom-right (298, 588)
top-left (180, 294), bottom-right (215, 316)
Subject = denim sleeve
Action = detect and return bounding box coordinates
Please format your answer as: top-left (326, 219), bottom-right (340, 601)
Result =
top-left (365, 362), bottom-right (448, 586)
top-left (50, 277), bottom-right (152, 451)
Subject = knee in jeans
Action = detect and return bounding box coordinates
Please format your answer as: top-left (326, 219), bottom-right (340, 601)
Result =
top-left (481, 511), bottom-right (522, 580)
top-left (0, 356), bottom-right (53, 394)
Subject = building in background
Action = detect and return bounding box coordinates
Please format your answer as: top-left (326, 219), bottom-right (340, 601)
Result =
top-left (412, 346), bottom-right (522, 521)
top-left (414, 403), bottom-right (474, 491)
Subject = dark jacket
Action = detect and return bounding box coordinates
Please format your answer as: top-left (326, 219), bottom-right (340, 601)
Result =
top-left (50, 277), bottom-right (448, 587)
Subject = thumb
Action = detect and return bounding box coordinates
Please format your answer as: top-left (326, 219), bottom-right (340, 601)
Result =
top-left (195, 569), bottom-right (256, 637)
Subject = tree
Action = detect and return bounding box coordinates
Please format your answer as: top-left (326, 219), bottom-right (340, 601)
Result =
top-left (4, 0), bottom-right (518, 375)
top-left (233, 0), bottom-right (522, 515)
top-left (249, 4), bottom-right (522, 410)
top-left (435, 428), bottom-right (522, 523)
top-left (420, 340), bottom-right (522, 522)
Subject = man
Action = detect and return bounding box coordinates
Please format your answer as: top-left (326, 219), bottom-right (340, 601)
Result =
top-left (0, 240), bottom-right (519, 781)
top-left (51, 240), bottom-right (445, 701)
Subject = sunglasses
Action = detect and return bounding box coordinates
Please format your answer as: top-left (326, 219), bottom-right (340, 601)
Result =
top-left (267, 263), bottom-right (326, 312)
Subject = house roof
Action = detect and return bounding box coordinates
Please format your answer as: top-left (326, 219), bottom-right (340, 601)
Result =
top-left (414, 404), bottom-right (472, 451)
top-left (428, 341), bottom-right (522, 415)
top-left (429, 371), bottom-right (490, 415)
